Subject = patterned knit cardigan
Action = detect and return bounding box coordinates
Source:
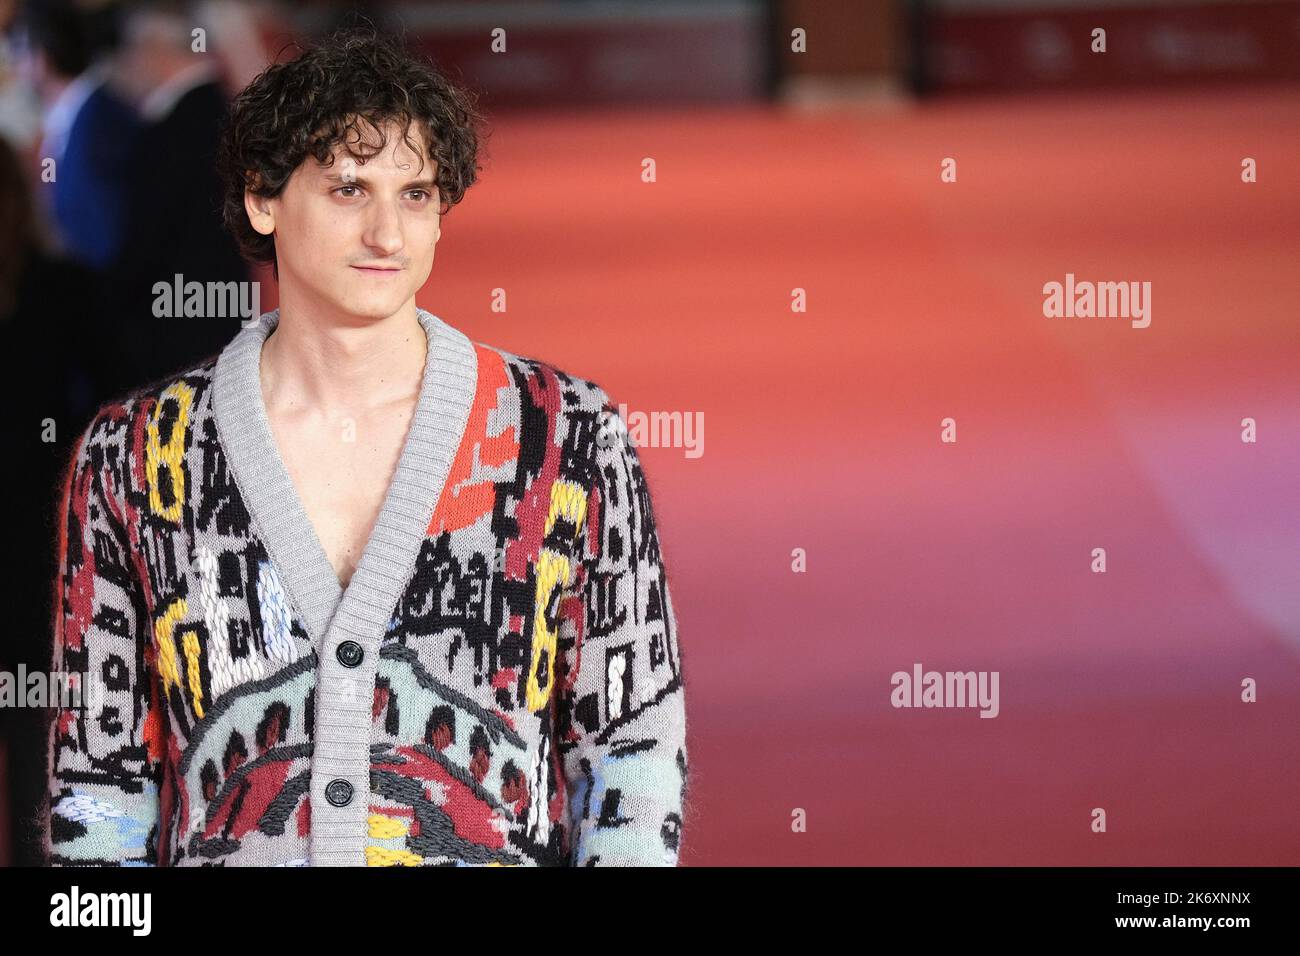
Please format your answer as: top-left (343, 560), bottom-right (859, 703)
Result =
top-left (45, 308), bottom-right (689, 866)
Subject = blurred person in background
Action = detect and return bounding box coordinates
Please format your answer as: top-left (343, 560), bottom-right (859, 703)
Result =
top-left (21, 0), bottom-right (139, 270)
top-left (0, 0), bottom-right (43, 151)
top-left (0, 131), bottom-right (105, 867)
top-left (105, 0), bottom-right (249, 395)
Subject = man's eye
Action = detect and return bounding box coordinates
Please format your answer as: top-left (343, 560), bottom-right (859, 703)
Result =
top-left (407, 190), bottom-right (429, 202)
top-left (335, 185), bottom-right (360, 197)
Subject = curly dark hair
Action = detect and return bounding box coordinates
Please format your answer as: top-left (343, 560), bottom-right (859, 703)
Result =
top-left (216, 27), bottom-right (488, 274)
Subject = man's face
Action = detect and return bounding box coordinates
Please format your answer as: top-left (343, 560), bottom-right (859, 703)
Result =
top-left (248, 117), bottom-right (442, 324)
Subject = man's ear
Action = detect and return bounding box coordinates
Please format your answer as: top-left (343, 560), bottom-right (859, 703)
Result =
top-left (244, 185), bottom-right (275, 236)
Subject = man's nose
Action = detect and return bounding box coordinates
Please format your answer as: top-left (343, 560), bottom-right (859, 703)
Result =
top-left (363, 201), bottom-right (404, 255)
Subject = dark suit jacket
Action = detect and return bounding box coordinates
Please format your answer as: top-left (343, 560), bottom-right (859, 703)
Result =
top-left (52, 82), bottom-right (140, 271)
top-left (107, 79), bottom-right (250, 398)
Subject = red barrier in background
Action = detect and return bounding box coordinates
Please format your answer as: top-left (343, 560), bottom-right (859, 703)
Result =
top-left (926, 0), bottom-right (1300, 92)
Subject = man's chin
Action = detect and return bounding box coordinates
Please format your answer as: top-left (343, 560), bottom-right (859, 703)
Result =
top-left (335, 289), bottom-right (416, 323)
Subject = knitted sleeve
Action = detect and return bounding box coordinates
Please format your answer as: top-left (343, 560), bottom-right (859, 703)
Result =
top-left (46, 411), bottom-right (163, 866)
top-left (555, 389), bottom-right (690, 866)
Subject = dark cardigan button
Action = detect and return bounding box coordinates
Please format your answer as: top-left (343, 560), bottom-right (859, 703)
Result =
top-left (336, 640), bottom-right (364, 668)
top-left (325, 779), bottom-right (353, 807)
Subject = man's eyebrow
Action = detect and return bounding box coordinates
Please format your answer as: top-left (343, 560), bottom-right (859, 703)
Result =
top-left (321, 172), bottom-right (437, 190)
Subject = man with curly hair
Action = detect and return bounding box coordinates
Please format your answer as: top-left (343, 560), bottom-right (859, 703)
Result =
top-left (214, 28), bottom-right (488, 594)
top-left (44, 27), bottom-right (690, 867)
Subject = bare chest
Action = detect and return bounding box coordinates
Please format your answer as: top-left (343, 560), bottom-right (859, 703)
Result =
top-left (267, 408), bottom-right (414, 589)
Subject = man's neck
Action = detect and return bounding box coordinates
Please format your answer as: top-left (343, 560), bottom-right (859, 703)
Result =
top-left (259, 298), bottom-right (427, 420)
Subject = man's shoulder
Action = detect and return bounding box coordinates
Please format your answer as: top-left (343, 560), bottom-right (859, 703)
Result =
top-left (469, 339), bottom-right (613, 416)
top-left (76, 357), bottom-right (219, 456)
